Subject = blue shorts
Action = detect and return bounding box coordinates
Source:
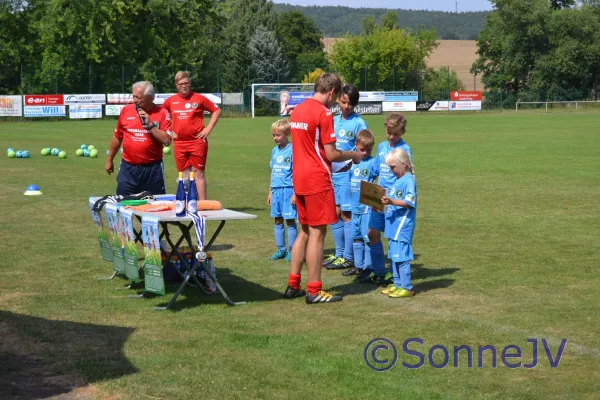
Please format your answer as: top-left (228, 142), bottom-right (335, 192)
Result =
top-left (117, 159), bottom-right (165, 196)
top-left (369, 209), bottom-right (385, 232)
top-left (388, 239), bottom-right (414, 262)
top-left (333, 183), bottom-right (352, 212)
top-left (352, 212), bottom-right (371, 241)
top-left (270, 187), bottom-right (297, 220)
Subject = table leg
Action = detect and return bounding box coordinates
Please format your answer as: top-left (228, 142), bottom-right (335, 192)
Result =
top-left (97, 270), bottom-right (118, 281)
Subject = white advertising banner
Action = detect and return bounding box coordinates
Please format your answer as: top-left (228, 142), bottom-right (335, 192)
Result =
top-left (24, 106), bottom-right (66, 117)
top-left (382, 101), bottom-right (417, 112)
top-left (0, 95), bottom-right (23, 116)
top-left (64, 94), bottom-right (106, 104)
top-left (450, 100), bottom-right (482, 111)
top-left (105, 104), bottom-right (126, 116)
top-left (430, 101), bottom-right (449, 111)
top-left (69, 104), bottom-right (103, 119)
top-left (107, 93), bottom-right (132, 104)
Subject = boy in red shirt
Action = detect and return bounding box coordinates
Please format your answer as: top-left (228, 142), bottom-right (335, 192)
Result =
top-left (162, 71), bottom-right (222, 200)
top-left (284, 73), bottom-right (361, 304)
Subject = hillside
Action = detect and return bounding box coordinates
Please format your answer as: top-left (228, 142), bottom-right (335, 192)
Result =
top-left (273, 4), bottom-right (488, 40)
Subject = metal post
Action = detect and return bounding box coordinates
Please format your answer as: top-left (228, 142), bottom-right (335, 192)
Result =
top-left (364, 67), bottom-right (367, 91)
top-left (89, 65), bottom-right (92, 94)
top-left (447, 66), bottom-right (451, 113)
top-left (121, 65), bottom-right (125, 93)
top-left (392, 65), bottom-right (395, 91)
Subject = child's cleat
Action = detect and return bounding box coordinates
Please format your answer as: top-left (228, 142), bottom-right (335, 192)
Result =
top-left (325, 257), bottom-right (347, 270)
top-left (357, 272), bottom-right (391, 285)
top-left (284, 251), bottom-right (292, 262)
top-left (322, 254), bottom-right (337, 267)
top-left (283, 285), bottom-right (306, 299)
top-left (306, 290), bottom-right (343, 304)
top-left (381, 284), bottom-right (397, 295)
top-left (341, 267), bottom-right (362, 276)
top-left (388, 288), bottom-right (414, 298)
top-left (270, 249), bottom-right (288, 260)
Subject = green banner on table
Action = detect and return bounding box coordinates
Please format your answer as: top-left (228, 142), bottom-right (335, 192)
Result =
top-left (141, 215), bottom-right (165, 295)
top-left (105, 203), bottom-right (125, 274)
top-left (120, 208), bottom-right (141, 283)
top-left (89, 197), bottom-right (113, 262)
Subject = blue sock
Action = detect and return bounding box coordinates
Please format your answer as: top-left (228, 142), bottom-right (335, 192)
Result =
top-left (393, 261), bottom-right (413, 291)
top-left (274, 224), bottom-right (286, 251)
top-left (343, 220), bottom-right (353, 261)
top-left (364, 242), bottom-right (372, 270)
top-left (369, 240), bottom-right (386, 276)
top-left (331, 219), bottom-right (344, 258)
top-left (353, 241), bottom-right (365, 269)
top-left (286, 223), bottom-right (297, 251)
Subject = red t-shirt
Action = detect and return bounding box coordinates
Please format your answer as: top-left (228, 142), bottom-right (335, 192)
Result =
top-left (114, 104), bottom-right (171, 165)
top-left (162, 92), bottom-right (219, 141)
top-left (290, 98), bottom-right (336, 195)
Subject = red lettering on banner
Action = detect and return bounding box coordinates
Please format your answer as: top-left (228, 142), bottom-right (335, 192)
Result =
top-left (25, 94), bottom-right (65, 105)
top-left (450, 91), bottom-right (483, 101)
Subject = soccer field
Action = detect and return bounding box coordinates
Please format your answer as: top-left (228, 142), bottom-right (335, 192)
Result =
top-left (1, 113), bottom-right (599, 399)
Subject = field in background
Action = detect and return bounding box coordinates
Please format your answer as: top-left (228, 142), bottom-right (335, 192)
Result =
top-left (323, 38), bottom-right (481, 90)
top-left (1, 113), bottom-right (600, 399)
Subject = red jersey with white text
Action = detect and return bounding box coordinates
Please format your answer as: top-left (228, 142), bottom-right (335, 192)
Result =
top-left (114, 104), bottom-right (171, 165)
top-left (290, 98), bottom-right (336, 195)
top-left (162, 92), bottom-right (219, 141)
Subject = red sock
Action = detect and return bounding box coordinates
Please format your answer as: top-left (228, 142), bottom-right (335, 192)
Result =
top-left (288, 273), bottom-right (301, 290)
top-left (306, 281), bottom-right (322, 296)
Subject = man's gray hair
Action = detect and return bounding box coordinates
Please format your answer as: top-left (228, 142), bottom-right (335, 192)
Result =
top-left (132, 81), bottom-right (155, 99)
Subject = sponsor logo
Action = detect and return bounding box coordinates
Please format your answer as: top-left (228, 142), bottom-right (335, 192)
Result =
top-left (416, 101), bottom-right (435, 110)
top-left (0, 98), bottom-right (13, 108)
top-left (25, 95), bottom-right (64, 105)
top-left (290, 122), bottom-right (308, 130)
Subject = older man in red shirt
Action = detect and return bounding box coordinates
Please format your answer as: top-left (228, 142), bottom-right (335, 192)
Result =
top-left (105, 81), bottom-right (172, 195)
top-left (162, 71), bottom-right (222, 200)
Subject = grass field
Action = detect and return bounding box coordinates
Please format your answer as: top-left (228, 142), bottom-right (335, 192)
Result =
top-left (1, 112), bottom-right (600, 399)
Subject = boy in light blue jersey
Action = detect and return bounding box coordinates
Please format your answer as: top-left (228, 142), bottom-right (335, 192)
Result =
top-left (341, 129), bottom-right (378, 277)
top-left (380, 148), bottom-right (417, 297)
top-left (324, 85), bottom-right (368, 270)
top-left (358, 113), bottom-right (414, 285)
top-left (268, 119), bottom-right (297, 261)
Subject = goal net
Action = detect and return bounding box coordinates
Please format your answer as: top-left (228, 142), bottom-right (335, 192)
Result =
top-left (251, 83), bottom-right (314, 118)
top-left (516, 100), bottom-right (600, 113)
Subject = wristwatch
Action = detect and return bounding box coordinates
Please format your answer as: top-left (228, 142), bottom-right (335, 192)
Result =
top-left (150, 121), bottom-right (159, 129)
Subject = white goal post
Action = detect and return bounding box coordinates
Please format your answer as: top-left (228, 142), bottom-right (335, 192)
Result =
top-left (516, 100), bottom-right (600, 112)
top-left (251, 83), bottom-right (314, 118)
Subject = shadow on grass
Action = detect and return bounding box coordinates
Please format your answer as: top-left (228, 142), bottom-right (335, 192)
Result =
top-left (0, 310), bottom-right (136, 400)
top-left (209, 243), bottom-right (235, 251)
top-left (148, 267), bottom-right (283, 311)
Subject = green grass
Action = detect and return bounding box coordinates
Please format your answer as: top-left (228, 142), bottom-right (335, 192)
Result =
top-left (1, 113), bottom-right (600, 399)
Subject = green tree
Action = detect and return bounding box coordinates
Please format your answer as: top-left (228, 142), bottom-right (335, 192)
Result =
top-left (381, 10), bottom-right (398, 30)
top-left (220, 0), bottom-right (274, 91)
top-left (362, 16), bottom-right (376, 35)
top-left (329, 27), bottom-right (437, 91)
top-left (423, 67), bottom-right (465, 99)
top-left (274, 10), bottom-right (326, 82)
top-left (550, 0), bottom-right (575, 9)
top-left (248, 25), bottom-right (288, 83)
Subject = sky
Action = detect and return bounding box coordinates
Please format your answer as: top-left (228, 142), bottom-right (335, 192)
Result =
top-left (272, 0), bottom-right (493, 12)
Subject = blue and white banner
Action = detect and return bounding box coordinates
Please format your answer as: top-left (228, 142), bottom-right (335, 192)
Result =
top-left (24, 106), bottom-right (66, 117)
top-left (105, 104), bottom-right (126, 116)
top-left (69, 104), bottom-right (102, 119)
top-left (384, 91), bottom-right (419, 102)
top-left (280, 91), bottom-right (313, 116)
top-left (359, 92), bottom-right (386, 102)
top-left (64, 94), bottom-right (106, 104)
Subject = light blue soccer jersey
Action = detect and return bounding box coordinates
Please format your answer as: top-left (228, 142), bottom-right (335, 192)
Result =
top-left (332, 112), bottom-right (368, 185)
top-left (370, 139), bottom-right (412, 189)
top-left (349, 156), bottom-right (377, 214)
top-left (270, 143), bottom-right (293, 188)
top-left (384, 172), bottom-right (417, 242)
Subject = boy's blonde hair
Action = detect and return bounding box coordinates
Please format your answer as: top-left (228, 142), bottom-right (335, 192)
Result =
top-left (384, 113), bottom-right (407, 134)
top-left (385, 148), bottom-right (415, 176)
top-left (174, 71), bottom-right (190, 83)
top-left (271, 119), bottom-right (290, 135)
top-left (355, 129), bottom-right (375, 147)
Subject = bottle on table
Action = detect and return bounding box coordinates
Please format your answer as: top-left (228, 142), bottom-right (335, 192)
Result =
top-left (175, 171), bottom-right (187, 217)
top-left (187, 171), bottom-right (198, 214)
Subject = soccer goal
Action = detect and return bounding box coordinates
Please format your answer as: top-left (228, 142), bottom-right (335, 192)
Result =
top-left (251, 83), bottom-right (314, 118)
top-left (515, 100), bottom-right (600, 113)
